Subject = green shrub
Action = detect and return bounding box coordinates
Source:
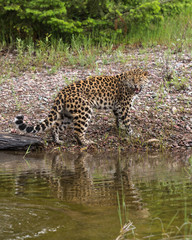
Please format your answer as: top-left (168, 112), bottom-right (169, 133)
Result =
top-left (161, 0), bottom-right (192, 16)
top-left (0, 0), bottom-right (191, 44)
top-left (128, 1), bottom-right (163, 29)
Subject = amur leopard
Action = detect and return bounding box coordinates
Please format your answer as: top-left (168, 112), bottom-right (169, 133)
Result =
top-left (15, 69), bottom-right (148, 145)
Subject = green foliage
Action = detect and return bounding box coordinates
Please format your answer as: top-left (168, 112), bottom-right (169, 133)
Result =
top-left (128, 1), bottom-right (163, 29)
top-left (0, 0), bottom-right (69, 39)
top-left (161, 0), bottom-right (192, 16)
top-left (0, 0), bottom-right (192, 43)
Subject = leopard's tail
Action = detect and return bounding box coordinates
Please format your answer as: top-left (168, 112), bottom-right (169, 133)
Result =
top-left (14, 113), bottom-right (57, 134)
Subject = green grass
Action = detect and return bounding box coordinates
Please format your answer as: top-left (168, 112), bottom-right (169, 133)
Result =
top-left (0, 6), bottom-right (192, 51)
top-left (126, 6), bottom-right (192, 48)
top-left (0, 6), bottom-right (192, 82)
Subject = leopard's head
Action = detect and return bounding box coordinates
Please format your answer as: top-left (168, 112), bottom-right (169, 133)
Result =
top-left (122, 69), bottom-right (148, 94)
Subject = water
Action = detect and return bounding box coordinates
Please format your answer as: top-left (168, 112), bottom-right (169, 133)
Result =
top-left (0, 150), bottom-right (192, 240)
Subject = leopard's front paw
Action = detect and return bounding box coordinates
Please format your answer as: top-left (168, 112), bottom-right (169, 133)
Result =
top-left (55, 139), bottom-right (65, 145)
top-left (126, 128), bottom-right (140, 138)
top-left (127, 128), bottom-right (133, 136)
top-left (82, 139), bottom-right (94, 145)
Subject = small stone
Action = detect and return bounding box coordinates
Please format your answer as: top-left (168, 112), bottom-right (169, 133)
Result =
top-left (186, 125), bottom-right (192, 132)
top-left (146, 138), bottom-right (160, 147)
top-left (147, 138), bottom-right (160, 143)
top-left (103, 117), bottom-right (108, 121)
top-left (11, 129), bottom-right (17, 133)
top-left (172, 107), bottom-right (177, 114)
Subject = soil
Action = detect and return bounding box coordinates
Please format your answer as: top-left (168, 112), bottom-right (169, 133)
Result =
top-left (0, 46), bottom-right (192, 152)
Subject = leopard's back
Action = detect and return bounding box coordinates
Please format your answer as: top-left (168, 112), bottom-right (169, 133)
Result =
top-left (57, 75), bottom-right (119, 109)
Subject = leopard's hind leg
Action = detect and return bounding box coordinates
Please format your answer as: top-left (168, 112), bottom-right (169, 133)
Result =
top-left (52, 111), bottom-right (73, 144)
top-left (73, 107), bottom-right (93, 145)
top-left (72, 106), bottom-right (93, 145)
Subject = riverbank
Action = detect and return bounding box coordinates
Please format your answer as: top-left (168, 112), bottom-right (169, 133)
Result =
top-left (0, 45), bottom-right (192, 152)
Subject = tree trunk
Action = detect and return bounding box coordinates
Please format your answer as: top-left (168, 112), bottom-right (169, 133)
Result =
top-left (0, 133), bottom-right (43, 150)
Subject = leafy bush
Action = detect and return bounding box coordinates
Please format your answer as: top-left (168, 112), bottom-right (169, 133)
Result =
top-left (0, 0), bottom-right (191, 43)
top-left (161, 0), bottom-right (192, 16)
top-left (128, 1), bottom-right (163, 30)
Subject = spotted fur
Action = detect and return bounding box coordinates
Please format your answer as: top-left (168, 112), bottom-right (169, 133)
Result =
top-left (15, 69), bottom-right (148, 145)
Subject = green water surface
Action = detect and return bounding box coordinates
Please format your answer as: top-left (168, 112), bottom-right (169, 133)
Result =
top-left (0, 150), bottom-right (192, 240)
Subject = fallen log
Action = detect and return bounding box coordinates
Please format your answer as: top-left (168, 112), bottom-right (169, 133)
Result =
top-left (0, 133), bottom-right (43, 150)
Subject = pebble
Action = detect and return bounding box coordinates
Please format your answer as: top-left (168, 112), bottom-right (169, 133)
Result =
top-left (146, 138), bottom-right (160, 147)
top-left (172, 107), bottom-right (177, 114)
top-left (103, 117), bottom-right (108, 121)
top-left (11, 129), bottom-right (17, 133)
top-left (186, 125), bottom-right (192, 132)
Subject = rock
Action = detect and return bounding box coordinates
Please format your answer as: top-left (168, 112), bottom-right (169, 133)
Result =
top-left (10, 129), bottom-right (17, 133)
top-left (147, 138), bottom-right (160, 143)
top-left (146, 138), bottom-right (160, 147)
top-left (172, 107), bottom-right (177, 114)
top-left (186, 125), bottom-right (192, 132)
